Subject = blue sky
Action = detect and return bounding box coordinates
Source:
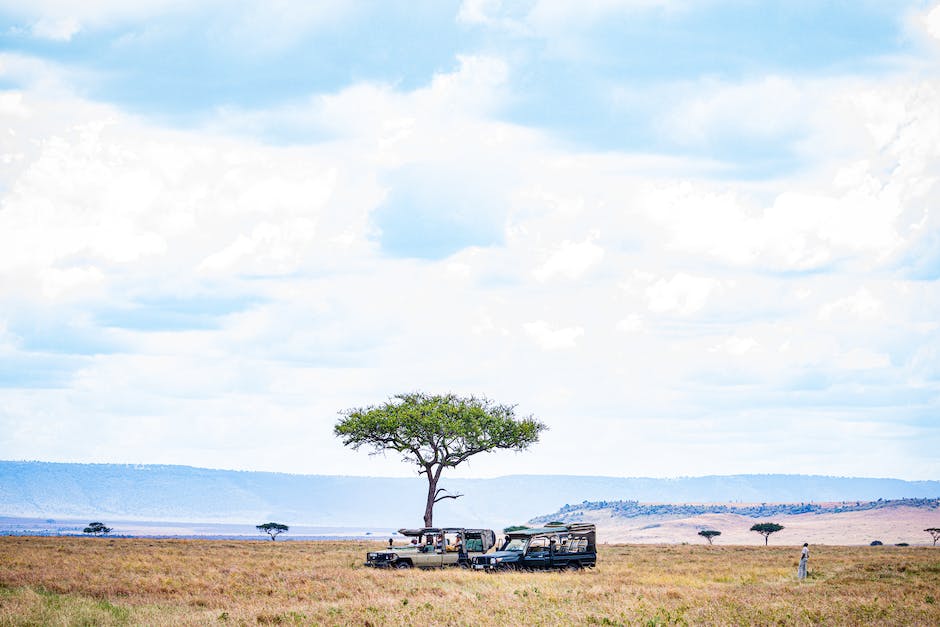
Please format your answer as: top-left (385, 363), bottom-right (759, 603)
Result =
top-left (1, 0), bottom-right (939, 480)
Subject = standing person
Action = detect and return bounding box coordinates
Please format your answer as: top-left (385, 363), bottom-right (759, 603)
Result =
top-left (798, 543), bottom-right (809, 580)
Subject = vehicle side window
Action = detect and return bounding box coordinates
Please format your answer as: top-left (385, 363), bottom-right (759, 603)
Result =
top-left (567, 538), bottom-right (586, 553)
top-left (528, 537), bottom-right (549, 553)
top-left (465, 538), bottom-right (483, 552)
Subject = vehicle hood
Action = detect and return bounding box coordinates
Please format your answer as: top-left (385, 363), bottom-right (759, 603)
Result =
top-left (482, 550), bottom-right (521, 561)
top-left (372, 547), bottom-right (420, 554)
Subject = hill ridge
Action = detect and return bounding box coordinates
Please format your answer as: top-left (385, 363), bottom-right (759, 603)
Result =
top-left (2, 461), bottom-right (938, 529)
top-left (532, 497), bottom-right (940, 524)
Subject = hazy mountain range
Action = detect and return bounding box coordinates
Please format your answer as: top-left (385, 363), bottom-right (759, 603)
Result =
top-left (2, 461), bottom-right (938, 530)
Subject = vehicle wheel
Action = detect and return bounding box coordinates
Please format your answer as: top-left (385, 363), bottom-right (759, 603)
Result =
top-left (395, 561), bottom-right (412, 569)
top-left (566, 562), bottom-right (581, 571)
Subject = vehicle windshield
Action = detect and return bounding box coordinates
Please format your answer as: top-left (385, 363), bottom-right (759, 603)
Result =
top-left (502, 538), bottom-right (527, 552)
top-left (464, 536), bottom-right (484, 552)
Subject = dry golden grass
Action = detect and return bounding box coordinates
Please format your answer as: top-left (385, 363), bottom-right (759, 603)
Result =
top-left (1, 537), bottom-right (938, 625)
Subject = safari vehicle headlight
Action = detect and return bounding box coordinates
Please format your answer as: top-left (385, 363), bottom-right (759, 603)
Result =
top-left (367, 553), bottom-right (377, 559)
top-left (492, 557), bottom-right (501, 563)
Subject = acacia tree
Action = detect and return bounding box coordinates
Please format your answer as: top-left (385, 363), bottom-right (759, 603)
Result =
top-left (926, 528), bottom-right (940, 546)
top-left (750, 522), bottom-right (784, 545)
top-left (698, 529), bottom-right (721, 545)
top-left (257, 522), bottom-right (289, 541)
top-left (335, 392), bottom-right (546, 527)
top-left (83, 522), bottom-right (112, 536)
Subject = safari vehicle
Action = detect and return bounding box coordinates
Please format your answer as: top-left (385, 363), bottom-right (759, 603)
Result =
top-left (470, 522), bottom-right (596, 571)
top-left (365, 527), bottom-right (496, 569)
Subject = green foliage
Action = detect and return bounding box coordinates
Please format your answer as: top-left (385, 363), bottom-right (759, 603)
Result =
top-left (335, 392), bottom-right (546, 526)
top-left (504, 525), bottom-right (530, 533)
top-left (335, 392), bottom-right (545, 468)
top-left (256, 522), bottom-right (289, 541)
top-left (698, 530), bottom-right (721, 545)
top-left (82, 522), bottom-right (112, 536)
top-left (749, 522), bottom-right (784, 545)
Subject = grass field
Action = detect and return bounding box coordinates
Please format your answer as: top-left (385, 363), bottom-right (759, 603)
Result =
top-left (1, 537), bottom-right (938, 625)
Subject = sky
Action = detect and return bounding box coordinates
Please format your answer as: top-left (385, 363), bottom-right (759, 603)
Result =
top-left (1, 0), bottom-right (939, 481)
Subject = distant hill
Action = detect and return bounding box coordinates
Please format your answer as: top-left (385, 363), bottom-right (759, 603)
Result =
top-left (1, 461), bottom-right (938, 530)
top-left (532, 497), bottom-right (940, 523)
top-left (535, 498), bottom-right (940, 546)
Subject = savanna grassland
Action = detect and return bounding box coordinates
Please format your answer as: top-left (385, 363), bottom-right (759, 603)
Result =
top-left (1, 537), bottom-right (938, 626)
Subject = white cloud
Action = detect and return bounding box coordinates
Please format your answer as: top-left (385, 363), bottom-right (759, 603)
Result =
top-left (818, 288), bottom-right (885, 322)
top-left (646, 273), bottom-right (721, 316)
top-left (30, 17), bottom-right (81, 40)
top-left (659, 76), bottom-right (811, 146)
top-left (0, 0), bottom-right (350, 46)
top-left (1, 19), bottom-right (940, 481)
top-left (713, 336), bottom-right (760, 356)
top-left (40, 266), bottom-right (105, 300)
top-left (523, 320), bottom-right (585, 350)
top-left (527, 0), bottom-right (686, 32)
top-left (0, 0), bottom-right (189, 34)
top-left (925, 4), bottom-right (940, 40)
top-left (533, 233), bottom-right (604, 281)
top-left (616, 314), bottom-right (644, 333)
top-left (836, 348), bottom-right (891, 371)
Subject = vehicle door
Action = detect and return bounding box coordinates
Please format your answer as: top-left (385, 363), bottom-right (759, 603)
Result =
top-left (522, 536), bottom-right (552, 569)
top-left (440, 532), bottom-right (461, 566)
top-left (410, 544), bottom-right (442, 568)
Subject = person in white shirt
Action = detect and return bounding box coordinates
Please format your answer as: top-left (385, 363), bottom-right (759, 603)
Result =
top-left (798, 543), bottom-right (809, 580)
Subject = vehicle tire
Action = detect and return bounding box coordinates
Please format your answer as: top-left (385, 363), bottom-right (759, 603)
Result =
top-left (566, 562), bottom-right (581, 571)
top-left (395, 561), bottom-right (412, 569)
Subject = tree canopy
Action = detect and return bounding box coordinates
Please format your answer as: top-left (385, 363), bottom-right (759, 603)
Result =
top-left (83, 522), bottom-right (112, 536)
top-left (335, 392), bottom-right (546, 527)
top-left (926, 528), bottom-right (940, 546)
top-left (257, 522), bottom-right (289, 541)
top-left (698, 529), bottom-right (721, 545)
top-left (750, 522), bottom-right (784, 545)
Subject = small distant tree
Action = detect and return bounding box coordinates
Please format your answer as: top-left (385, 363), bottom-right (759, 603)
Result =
top-left (925, 528), bottom-right (940, 546)
top-left (257, 522), bottom-right (289, 541)
top-left (750, 522), bottom-right (784, 545)
top-left (504, 525), bottom-right (530, 533)
top-left (83, 522), bottom-right (112, 536)
top-left (336, 392), bottom-right (546, 527)
top-left (698, 529), bottom-right (721, 545)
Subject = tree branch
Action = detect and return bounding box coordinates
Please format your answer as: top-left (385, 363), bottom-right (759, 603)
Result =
top-left (433, 488), bottom-right (463, 503)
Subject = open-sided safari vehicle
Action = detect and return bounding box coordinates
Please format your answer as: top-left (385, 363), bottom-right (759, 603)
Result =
top-left (470, 522), bottom-right (596, 571)
top-left (365, 527), bottom-right (497, 569)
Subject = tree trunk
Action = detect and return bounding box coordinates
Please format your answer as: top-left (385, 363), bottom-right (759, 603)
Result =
top-left (764, 535), bottom-right (768, 546)
top-left (423, 474), bottom-right (437, 527)
top-left (423, 466), bottom-right (445, 527)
